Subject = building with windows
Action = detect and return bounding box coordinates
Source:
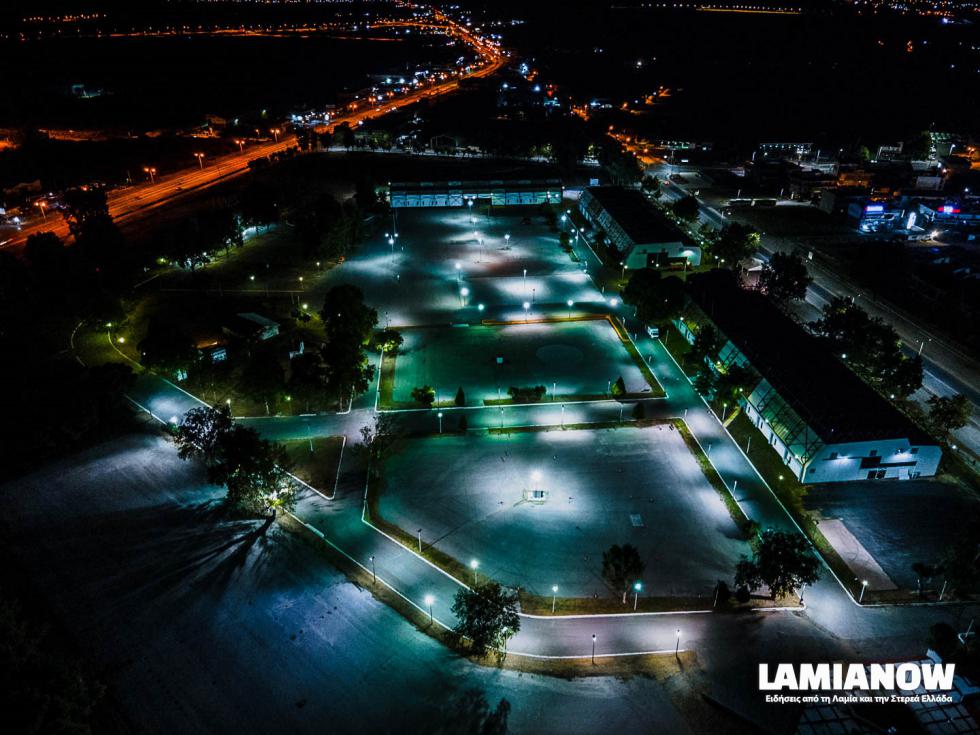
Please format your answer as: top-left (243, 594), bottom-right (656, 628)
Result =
top-left (388, 179), bottom-right (562, 208)
top-left (679, 271), bottom-right (941, 484)
top-left (578, 186), bottom-right (700, 270)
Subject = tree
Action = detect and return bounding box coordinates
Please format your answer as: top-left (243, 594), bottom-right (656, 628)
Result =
top-left (927, 394), bottom-right (970, 440)
top-left (759, 252), bottom-right (812, 305)
top-left (611, 375), bottom-right (626, 397)
top-left (904, 130), bottom-right (932, 161)
top-left (810, 297), bottom-right (922, 398)
top-left (320, 284), bottom-right (377, 346)
top-left (412, 385), bottom-right (436, 407)
top-left (940, 516), bottom-right (980, 596)
top-left (632, 402), bottom-right (646, 420)
top-left (688, 324), bottom-right (721, 367)
top-left (174, 405), bottom-right (233, 466)
top-left (602, 544), bottom-right (645, 603)
top-left (138, 317), bottom-right (195, 376)
top-left (622, 270), bottom-right (686, 323)
top-left (911, 562), bottom-right (940, 598)
top-left (360, 413), bottom-right (398, 474)
top-left (692, 367), bottom-right (719, 398)
top-left (240, 348), bottom-right (285, 415)
top-left (734, 529), bottom-right (820, 600)
top-left (711, 223), bottom-right (760, 266)
top-left (451, 582), bottom-right (521, 659)
top-left (211, 425), bottom-right (295, 516)
top-left (716, 363), bottom-right (756, 405)
top-left (927, 622), bottom-right (959, 661)
top-left (319, 285), bottom-right (378, 407)
top-left (371, 329), bottom-right (403, 355)
top-left (641, 175), bottom-right (659, 194)
top-left (455, 386), bottom-right (466, 407)
top-left (671, 195), bottom-right (700, 222)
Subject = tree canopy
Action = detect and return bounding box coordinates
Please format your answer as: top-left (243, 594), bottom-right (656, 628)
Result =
top-left (602, 543), bottom-right (645, 603)
top-left (451, 582), bottom-right (521, 659)
top-left (621, 269), bottom-right (686, 323)
top-left (734, 529), bottom-right (820, 600)
top-left (810, 297), bottom-right (922, 398)
top-left (710, 223), bottom-right (760, 266)
top-left (759, 251), bottom-right (812, 305)
top-left (671, 195), bottom-right (700, 222)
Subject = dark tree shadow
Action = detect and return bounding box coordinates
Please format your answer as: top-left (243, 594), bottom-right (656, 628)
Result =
top-left (428, 689), bottom-right (511, 735)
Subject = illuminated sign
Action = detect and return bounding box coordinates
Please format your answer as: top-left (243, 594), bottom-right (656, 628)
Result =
top-left (864, 205), bottom-right (884, 213)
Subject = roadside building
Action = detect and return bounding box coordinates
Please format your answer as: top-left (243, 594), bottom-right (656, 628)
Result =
top-left (223, 312), bottom-right (280, 342)
top-left (578, 186), bottom-right (701, 270)
top-left (680, 271), bottom-right (941, 484)
top-left (389, 178), bottom-right (563, 208)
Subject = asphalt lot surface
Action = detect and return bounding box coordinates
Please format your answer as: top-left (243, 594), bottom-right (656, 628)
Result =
top-left (380, 426), bottom-right (748, 598)
top-left (804, 478), bottom-right (980, 591)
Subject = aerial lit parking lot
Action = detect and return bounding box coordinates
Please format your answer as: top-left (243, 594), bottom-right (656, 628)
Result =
top-left (321, 207), bottom-right (606, 326)
top-left (388, 319), bottom-right (653, 406)
top-left (377, 424), bottom-right (750, 600)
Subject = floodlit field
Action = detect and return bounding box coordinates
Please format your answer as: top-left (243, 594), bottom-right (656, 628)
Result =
top-left (387, 319), bottom-right (655, 407)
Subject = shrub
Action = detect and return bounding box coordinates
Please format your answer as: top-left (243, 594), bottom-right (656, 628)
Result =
top-left (411, 385), bottom-right (436, 406)
top-left (455, 386), bottom-right (466, 407)
top-left (928, 622), bottom-right (959, 661)
top-left (507, 385), bottom-right (547, 403)
top-left (735, 585), bottom-right (751, 604)
top-left (611, 375), bottom-right (627, 397)
top-left (715, 580), bottom-right (731, 606)
top-left (631, 402), bottom-right (646, 420)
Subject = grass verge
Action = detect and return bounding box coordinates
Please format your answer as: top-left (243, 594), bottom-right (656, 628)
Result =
top-left (282, 436), bottom-right (345, 496)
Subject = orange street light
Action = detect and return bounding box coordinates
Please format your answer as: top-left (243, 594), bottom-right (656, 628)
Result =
top-left (142, 166), bottom-right (157, 183)
top-left (35, 200), bottom-right (47, 220)
top-left (234, 139), bottom-right (244, 152)
top-left (193, 152), bottom-right (204, 169)
top-left (271, 128), bottom-right (281, 142)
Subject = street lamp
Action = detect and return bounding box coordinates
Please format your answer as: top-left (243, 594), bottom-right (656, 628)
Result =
top-left (523, 268), bottom-right (527, 293)
top-left (424, 594), bottom-right (435, 625)
top-left (470, 559), bottom-right (479, 585)
top-left (459, 287), bottom-right (469, 307)
top-left (633, 581), bottom-right (642, 611)
top-left (370, 555), bottom-right (376, 583)
top-left (235, 139), bottom-right (244, 152)
top-left (675, 629), bottom-right (681, 656)
top-left (35, 200), bottom-right (47, 220)
top-left (437, 411), bottom-right (443, 434)
top-left (523, 301), bottom-right (530, 322)
top-left (859, 579), bottom-right (869, 604)
top-left (592, 634), bottom-right (597, 664)
top-left (531, 469), bottom-right (542, 492)
top-left (477, 303), bottom-right (485, 313)
top-left (551, 584), bottom-right (559, 613)
top-left (272, 128), bottom-right (280, 142)
top-left (193, 152), bottom-right (205, 169)
top-left (504, 233), bottom-right (510, 246)
top-left (143, 166), bottom-right (156, 184)
top-left (567, 299), bottom-right (573, 318)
